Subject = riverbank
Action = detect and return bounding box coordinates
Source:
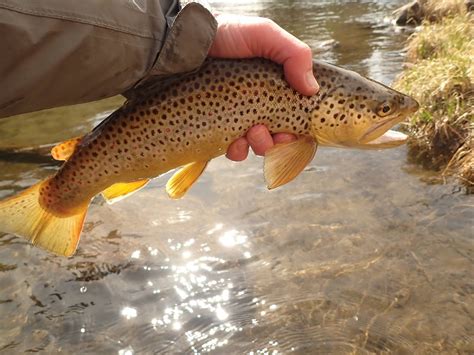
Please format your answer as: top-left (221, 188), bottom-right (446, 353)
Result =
top-left (393, 3), bottom-right (473, 192)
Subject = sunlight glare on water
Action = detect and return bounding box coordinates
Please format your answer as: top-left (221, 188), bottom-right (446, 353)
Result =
top-left (124, 229), bottom-right (254, 353)
top-left (219, 229), bottom-right (248, 247)
top-left (121, 307), bottom-right (138, 320)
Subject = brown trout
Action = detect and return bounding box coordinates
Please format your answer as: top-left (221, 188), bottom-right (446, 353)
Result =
top-left (0, 58), bottom-right (418, 256)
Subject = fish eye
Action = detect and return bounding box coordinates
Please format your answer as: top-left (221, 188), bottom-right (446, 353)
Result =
top-left (376, 102), bottom-right (394, 117)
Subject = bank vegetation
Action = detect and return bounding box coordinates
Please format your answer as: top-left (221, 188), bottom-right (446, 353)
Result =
top-left (394, 0), bottom-right (473, 192)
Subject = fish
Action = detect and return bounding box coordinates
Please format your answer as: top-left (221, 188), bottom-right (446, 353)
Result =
top-left (0, 58), bottom-right (419, 256)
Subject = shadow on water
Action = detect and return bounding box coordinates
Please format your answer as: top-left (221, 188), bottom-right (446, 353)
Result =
top-left (0, 148), bottom-right (57, 166)
top-left (0, 0), bottom-right (473, 354)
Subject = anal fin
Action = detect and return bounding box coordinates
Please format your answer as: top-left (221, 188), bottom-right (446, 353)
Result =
top-left (166, 161), bottom-right (208, 199)
top-left (102, 179), bottom-right (150, 204)
top-left (264, 136), bottom-right (317, 190)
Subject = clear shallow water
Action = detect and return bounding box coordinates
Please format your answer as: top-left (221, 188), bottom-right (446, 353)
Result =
top-left (0, 1), bottom-right (473, 354)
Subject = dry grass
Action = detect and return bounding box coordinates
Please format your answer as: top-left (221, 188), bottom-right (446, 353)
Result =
top-left (445, 136), bottom-right (474, 193)
top-left (406, 14), bottom-right (473, 60)
top-left (394, 14), bottom-right (473, 192)
top-left (421, 0), bottom-right (467, 20)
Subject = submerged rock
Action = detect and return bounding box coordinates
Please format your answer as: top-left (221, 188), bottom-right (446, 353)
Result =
top-left (466, 0), bottom-right (474, 12)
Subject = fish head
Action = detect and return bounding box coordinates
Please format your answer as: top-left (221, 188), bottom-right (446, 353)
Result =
top-left (309, 61), bottom-right (419, 147)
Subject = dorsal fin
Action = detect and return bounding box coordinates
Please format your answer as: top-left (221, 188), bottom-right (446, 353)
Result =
top-left (51, 136), bottom-right (82, 161)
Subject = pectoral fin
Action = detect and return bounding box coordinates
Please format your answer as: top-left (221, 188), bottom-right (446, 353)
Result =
top-left (357, 130), bottom-right (408, 149)
top-left (51, 136), bottom-right (82, 161)
top-left (102, 179), bottom-right (150, 204)
top-left (166, 161), bottom-right (208, 199)
top-left (264, 136), bottom-right (317, 190)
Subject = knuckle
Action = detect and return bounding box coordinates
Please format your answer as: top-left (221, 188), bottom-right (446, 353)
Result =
top-left (299, 43), bottom-right (313, 57)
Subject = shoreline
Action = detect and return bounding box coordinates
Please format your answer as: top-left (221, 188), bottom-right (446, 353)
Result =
top-left (393, 0), bottom-right (473, 193)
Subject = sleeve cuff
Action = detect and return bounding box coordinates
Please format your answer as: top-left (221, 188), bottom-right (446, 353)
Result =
top-left (139, 1), bottom-right (217, 82)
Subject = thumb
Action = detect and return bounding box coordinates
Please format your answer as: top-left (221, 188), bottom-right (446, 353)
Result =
top-left (244, 19), bottom-right (319, 96)
top-left (283, 45), bottom-right (319, 96)
top-left (209, 15), bottom-right (319, 96)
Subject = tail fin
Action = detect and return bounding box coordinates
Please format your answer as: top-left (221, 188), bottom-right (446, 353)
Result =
top-left (0, 179), bottom-right (88, 257)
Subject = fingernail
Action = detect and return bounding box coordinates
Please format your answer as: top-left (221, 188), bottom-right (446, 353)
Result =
top-left (305, 71), bottom-right (319, 92)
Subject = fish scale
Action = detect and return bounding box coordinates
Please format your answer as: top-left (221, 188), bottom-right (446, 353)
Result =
top-left (0, 57), bottom-right (419, 256)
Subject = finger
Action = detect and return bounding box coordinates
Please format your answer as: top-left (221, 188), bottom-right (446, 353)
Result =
top-left (246, 125), bottom-right (274, 156)
top-left (226, 137), bottom-right (250, 161)
top-left (273, 133), bottom-right (297, 145)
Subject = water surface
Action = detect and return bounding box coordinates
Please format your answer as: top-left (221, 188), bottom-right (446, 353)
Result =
top-left (1, 0), bottom-right (472, 353)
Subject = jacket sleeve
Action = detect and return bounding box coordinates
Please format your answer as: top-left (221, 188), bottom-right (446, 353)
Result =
top-left (0, 0), bottom-right (217, 118)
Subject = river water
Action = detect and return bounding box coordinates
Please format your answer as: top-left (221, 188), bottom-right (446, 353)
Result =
top-left (0, 0), bottom-right (472, 354)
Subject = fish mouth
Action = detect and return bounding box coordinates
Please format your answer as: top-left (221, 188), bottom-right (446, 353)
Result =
top-left (363, 129), bottom-right (408, 148)
top-left (358, 115), bottom-right (405, 144)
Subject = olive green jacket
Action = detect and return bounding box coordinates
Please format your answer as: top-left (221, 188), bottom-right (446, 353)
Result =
top-left (0, 0), bottom-right (217, 118)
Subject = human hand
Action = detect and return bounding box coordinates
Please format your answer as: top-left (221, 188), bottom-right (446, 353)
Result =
top-left (208, 14), bottom-right (319, 161)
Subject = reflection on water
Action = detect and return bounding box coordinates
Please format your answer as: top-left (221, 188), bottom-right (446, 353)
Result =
top-left (0, 0), bottom-right (473, 354)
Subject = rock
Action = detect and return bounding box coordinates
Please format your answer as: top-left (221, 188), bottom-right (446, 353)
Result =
top-left (466, 0), bottom-right (474, 12)
top-left (393, 0), bottom-right (425, 26)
